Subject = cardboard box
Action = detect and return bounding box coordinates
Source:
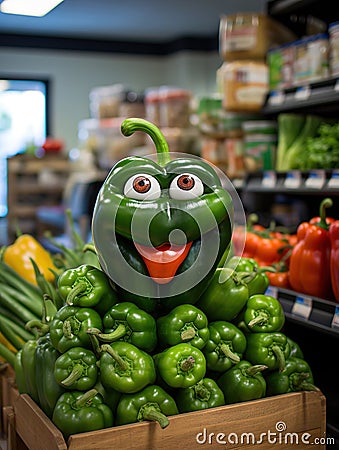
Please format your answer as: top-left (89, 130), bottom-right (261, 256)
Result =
top-left (10, 391), bottom-right (326, 450)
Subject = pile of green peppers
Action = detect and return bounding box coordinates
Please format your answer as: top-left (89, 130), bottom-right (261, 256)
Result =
top-left (13, 119), bottom-right (319, 439)
top-left (14, 255), bottom-right (318, 440)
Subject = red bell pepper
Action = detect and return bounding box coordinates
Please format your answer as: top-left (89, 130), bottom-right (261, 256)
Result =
top-left (329, 221), bottom-right (339, 303)
top-left (288, 198), bottom-right (333, 299)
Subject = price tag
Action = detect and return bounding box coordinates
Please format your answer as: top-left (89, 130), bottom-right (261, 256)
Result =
top-left (305, 170), bottom-right (326, 189)
top-left (268, 90), bottom-right (285, 106)
top-left (295, 85), bottom-right (311, 100)
top-left (327, 170), bottom-right (339, 189)
top-left (265, 285), bottom-right (278, 298)
top-left (284, 170), bottom-right (301, 189)
top-left (331, 306), bottom-right (339, 329)
top-left (291, 296), bottom-right (312, 320)
top-left (262, 171), bottom-right (277, 189)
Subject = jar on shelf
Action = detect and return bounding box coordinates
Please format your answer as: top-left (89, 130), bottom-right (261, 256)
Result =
top-left (329, 22), bottom-right (339, 77)
top-left (158, 86), bottom-right (192, 128)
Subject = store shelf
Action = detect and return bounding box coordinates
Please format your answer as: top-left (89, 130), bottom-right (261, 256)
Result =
top-left (266, 285), bottom-right (339, 338)
top-left (241, 169), bottom-right (339, 196)
top-left (263, 78), bottom-right (339, 116)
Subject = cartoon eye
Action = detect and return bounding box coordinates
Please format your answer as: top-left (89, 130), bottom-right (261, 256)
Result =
top-left (123, 174), bottom-right (161, 200)
top-left (169, 173), bottom-right (204, 199)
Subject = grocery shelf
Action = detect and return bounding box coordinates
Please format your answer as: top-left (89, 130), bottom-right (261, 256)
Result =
top-left (266, 285), bottom-right (339, 338)
top-left (263, 78), bottom-right (339, 116)
top-left (240, 169), bottom-right (339, 196)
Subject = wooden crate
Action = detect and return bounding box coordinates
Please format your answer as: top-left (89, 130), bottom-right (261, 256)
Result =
top-left (10, 390), bottom-right (326, 450)
top-left (0, 364), bottom-right (19, 437)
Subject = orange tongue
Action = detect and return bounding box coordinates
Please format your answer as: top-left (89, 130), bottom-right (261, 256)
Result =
top-left (134, 242), bottom-right (193, 284)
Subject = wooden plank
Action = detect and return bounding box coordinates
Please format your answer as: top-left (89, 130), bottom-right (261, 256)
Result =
top-left (14, 395), bottom-right (67, 450)
top-left (13, 391), bottom-right (326, 450)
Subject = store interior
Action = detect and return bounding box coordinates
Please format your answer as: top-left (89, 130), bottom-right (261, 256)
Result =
top-left (1, 0), bottom-right (339, 447)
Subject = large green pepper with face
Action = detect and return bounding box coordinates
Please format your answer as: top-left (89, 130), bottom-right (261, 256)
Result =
top-left (92, 118), bottom-right (233, 313)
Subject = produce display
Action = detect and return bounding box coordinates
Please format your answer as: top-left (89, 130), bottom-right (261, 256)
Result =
top-left (0, 118), bottom-right (325, 442)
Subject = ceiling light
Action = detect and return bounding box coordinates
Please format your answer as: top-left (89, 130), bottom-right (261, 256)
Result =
top-left (0, 0), bottom-right (64, 17)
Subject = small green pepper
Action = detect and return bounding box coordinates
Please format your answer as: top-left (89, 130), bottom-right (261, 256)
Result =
top-left (175, 378), bottom-right (225, 413)
top-left (245, 332), bottom-right (290, 372)
top-left (99, 341), bottom-right (156, 393)
top-left (49, 305), bottom-right (103, 353)
top-left (243, 294), bottom-right (285, 333)
top-left (154, 343), bottom-right (206, 389)
top-left (226, 256), bottom-right (270, 296)
top-left (52, 388), bottom-right (113, 439)
top-left (35, 333), bottom-right (65, 418)
top-left (203, 321), bottom-right (247, 373)
top-left (217, 360), bottom-right (267, 404)
top-left (157, 304), bottom-right (209, 350)
top-left (265, 357), bottom-right (318, 396)
top-left (115, 385), bottom-right (179, 428)
top-left (13, 349), bottom-right (27, 395)
top-left (54, 347), bottom-right (98, 391)
top-left (57, 264), bottom-right (118, 316)
top-left (94, 302), bottom-right (157, 353)
top-left (196, 267), bottom-right (250, 322)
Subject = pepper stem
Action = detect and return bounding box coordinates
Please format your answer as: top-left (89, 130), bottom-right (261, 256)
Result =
top-left (180, 327), bottom-right (196, 342)
top-left (317, 197), bottom-right (333, 230)
top-left (220, 343), bottom-right (240, 364)
top-left (180, 355), bottom-right (195, 372)
top-left (74, 389), bottom-right (98, 409)
top-left (66, 282), bottom-right (88, 306)
top-left (245, 364), bottom-right (268, 377)
top-left (194, 381), bottom-right (211, 402)
top-left (272, 345), bottom-right (286, 372)
top-left (96, 324), bottom-right (127, 342)
top-left (25, 320), bottom-right (50, 336)
top-left (61, 363), bottom-right (84, 387)
top-left (121, 118), bottom-right (170, 166)
top-left (248, 313), bottom-right (269, 329)
top-left (101, 343), bottom-right (129, 371)
top-left (140, 405), bottom-right (169, 429)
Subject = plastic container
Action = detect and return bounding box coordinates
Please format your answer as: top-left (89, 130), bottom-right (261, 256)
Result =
top-left (219, 61), bottom-right (268, 112)
top-left (307, 33), bottom-right (329, 82)
top-left (329, 21), bottom-right (339, 77)
top-left (267, 43), bottom-right (295, 90)
top-left (219, 13), bottom-right (296, 62)
top-left (158, 86), bottom-right (192, 128)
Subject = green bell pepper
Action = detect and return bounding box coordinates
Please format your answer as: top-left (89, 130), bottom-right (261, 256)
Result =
top-left (115, 385), bottom-right (179, 428)
top-left (157, 304), bottom-right (209, 350)
top-left (20, 339), bottom-right (39, 403)
top-left (203, 321), bottom-right (247, 373)
top-left (92, 301), bottom-right (157, 353)
top-left (175, 377), bottom-right (225, 413)
top-left (265, 357), bottom-right (318, 396)
top-left (94, 380), bottom-right (121, 415)
top-left (226, 256), bottom-right (270, 296)
top-left (154, 342), bottom-right (206, 389)
top-left (92, 118), bottom-right (233, 313)
top-left (52, 388), bottom-right (113, 439)
top-left (35, 333), bottom-right (65, 418)
top-left (99, 341), bottom-right (156, 393)
top-left (196, 268), bottom-right (250, 322)
top-left (217, 360), bottom-right (267, 404)
top-left (49, 305), bottom-right (103, 353)
top-left (245, 332), bottom-right (290, 372)
top-left (243, 294), bottom-right (285, 333)
top-left (57, 264), bottom-right (118, 316)
top-left (54, 346), bottom-right (98, 391)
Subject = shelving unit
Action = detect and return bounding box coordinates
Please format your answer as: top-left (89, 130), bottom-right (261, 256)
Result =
top-left (6, 153), bottom-right (71, 243)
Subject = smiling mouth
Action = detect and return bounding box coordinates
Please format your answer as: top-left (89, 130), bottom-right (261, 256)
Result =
top-left (134, 242), bottom-right (193, 284)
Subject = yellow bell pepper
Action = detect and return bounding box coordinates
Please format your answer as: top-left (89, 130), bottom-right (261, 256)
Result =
top-left (3, 234), bottom-right (57, 286)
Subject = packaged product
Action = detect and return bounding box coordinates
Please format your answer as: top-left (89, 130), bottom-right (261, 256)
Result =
top-left (267, 43), bottom-right (295, 90)
top-left (219, 13), bottom-right (296, 62)
top-left (219, 61), bottom-right (268, 112)
top-left (158, 86), bottom-right (192, 128)
top-left (329, 22), bottom-right (339, 76)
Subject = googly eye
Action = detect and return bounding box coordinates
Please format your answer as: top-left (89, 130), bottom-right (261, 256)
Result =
top-left (169, 173), bottom-right (204, 199)
top-left (123, 174), bottom-right (161, 200)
